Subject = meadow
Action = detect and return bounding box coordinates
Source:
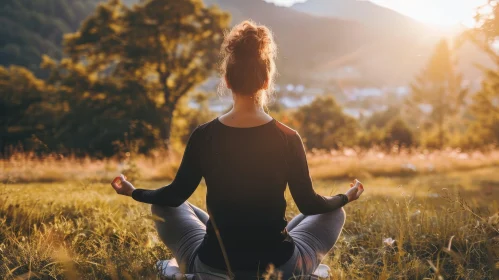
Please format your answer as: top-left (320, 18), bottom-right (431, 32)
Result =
top-left (1, 151), bottom-right (499, 279)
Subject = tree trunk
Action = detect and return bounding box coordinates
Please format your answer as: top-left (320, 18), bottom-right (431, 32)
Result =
top-left (438, 114), bottom-right (445, 149)
top-left (0, 126), bottom-right (7, 158)
top-left (160, 104), bottom-right (175, 149)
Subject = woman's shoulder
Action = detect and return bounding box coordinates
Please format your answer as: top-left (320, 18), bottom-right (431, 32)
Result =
top-left (192, 118), bottom-right (218, 134)
top-left (191, 118), bottom-right (301, 143)
top-left (274, 120), bottom-right (299, 137)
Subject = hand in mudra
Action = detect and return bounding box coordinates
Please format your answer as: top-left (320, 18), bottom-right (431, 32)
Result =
top-left (111, 174), bottom-right (136, 196)
top-left (346, 179), bottom-right (364, 202)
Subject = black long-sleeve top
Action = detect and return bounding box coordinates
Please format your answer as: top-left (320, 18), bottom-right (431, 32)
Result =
top-left (132, 118), bottom-right (346, 271)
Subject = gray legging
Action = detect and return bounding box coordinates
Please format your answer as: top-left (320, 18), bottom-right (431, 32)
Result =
top-left (151, 202), bottom-right (346, 280)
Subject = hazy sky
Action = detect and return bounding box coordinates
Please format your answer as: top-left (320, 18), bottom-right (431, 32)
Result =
top-left (265, 0), bottom-right (488, 26)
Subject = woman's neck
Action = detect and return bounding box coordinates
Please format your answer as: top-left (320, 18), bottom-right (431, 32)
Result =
top-left (231, 94), bottom-right (265, 114)
top-left (218, 93), bottom-right (272, 127)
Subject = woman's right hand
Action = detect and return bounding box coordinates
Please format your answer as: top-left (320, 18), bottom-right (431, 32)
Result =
top-left (345, 179), bottom-right (364, 202)
top-left (111, 174), bottom-right (136, 197)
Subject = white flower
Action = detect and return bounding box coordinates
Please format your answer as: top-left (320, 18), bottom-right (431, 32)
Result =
top-left (383, 237), bottom-right (395, 247)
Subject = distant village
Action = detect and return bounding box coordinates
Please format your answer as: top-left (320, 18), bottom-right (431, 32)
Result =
top-left (197, 65), bottom-right (482, 119)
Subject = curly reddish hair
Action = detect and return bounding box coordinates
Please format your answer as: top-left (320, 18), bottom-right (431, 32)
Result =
top-left (220, 20), bottom-right (277, 105)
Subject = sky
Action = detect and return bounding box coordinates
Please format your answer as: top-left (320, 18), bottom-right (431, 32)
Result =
top-left (265, 0), bottom-right (488, 27)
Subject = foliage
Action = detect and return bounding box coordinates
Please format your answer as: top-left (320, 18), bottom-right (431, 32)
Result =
top-left (170, 93), bottom-right (217, 148)
top-left (358, 112), bottom-right (415, 149)
top-left (293, 96), bottom-right (358, 150)
top-left (0, 65), bottom-right (59, 154)
top-left (407, 39), bottom-right (468, 148)
top-left (364, 106), bottom-right (400, 129)
top-left (383, 117), bottom-right (414, 148)
top-left (462, 0), bottom-right (499, 148)
top-left (1, 0), bottom-right (230, 156)
top-left (59, 0), bottom-right (229, 145)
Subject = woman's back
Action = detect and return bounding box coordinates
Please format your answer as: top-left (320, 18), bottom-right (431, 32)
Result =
top-left (198, 118), bottom-right (293, 270)
top-left (132, 117), bottom-right (348, 271)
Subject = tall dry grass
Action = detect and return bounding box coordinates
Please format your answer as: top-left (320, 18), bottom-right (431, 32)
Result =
top-left (3, 148), bottom-right (499, 184)
top-left (1, 168), bottom-right (498, 279)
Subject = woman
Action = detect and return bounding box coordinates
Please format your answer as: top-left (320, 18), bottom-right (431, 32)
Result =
top-left (111, 20), bottom-right (364, 279)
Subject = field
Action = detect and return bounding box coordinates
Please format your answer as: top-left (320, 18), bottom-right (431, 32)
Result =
top-left (1, 152), bottom-right (499, 279)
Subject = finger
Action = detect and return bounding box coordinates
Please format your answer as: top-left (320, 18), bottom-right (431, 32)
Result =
top-left (357, 188), bottom-right (364, 197)
top-left (111, 182), bottom-right (120, 192)
top-left (350, 183), bottom-right (354, 188)
top-left (112, 177), bottom-right (123, 190)
top-left (354, 180), bottom-right (361, 188)
top-left (359, 183), bottom-right (364, 190)
top-left (120, 174), bottom-right (127, 182)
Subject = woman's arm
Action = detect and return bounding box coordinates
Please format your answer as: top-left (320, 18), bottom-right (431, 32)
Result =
top-left (112, 127), bottom-right (203, 207)
top-left (287, 131), bottom-right (363, 215)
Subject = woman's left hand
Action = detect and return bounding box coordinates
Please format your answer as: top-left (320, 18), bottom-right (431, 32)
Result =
top-left (111, 174), bottom-right (136, 196)
top-left (345, 179), bottom-right (364, 203)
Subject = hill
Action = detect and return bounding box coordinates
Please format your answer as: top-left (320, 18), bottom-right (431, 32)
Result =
top-left (204, 0), bottom-right (377, 84)
top-left (291, 0), bottom-right (488, 85)
top-left (0, 0), bottom-right (486, 85)
top-left (0, 0), bottom-right (135, 76)
top-left (291, 0), bottom-right (431, 35)
top-left (206, 0), bottom-right (447, 85)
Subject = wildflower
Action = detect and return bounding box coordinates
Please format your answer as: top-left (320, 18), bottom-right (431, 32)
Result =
top-left (487, 213), bottom-right (499, 226)
top-left (383, 237), bottom-right (395, 247)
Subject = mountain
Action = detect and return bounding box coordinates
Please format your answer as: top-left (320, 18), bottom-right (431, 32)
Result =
top-left (291, 0), bottom-right (431, 35)
top-left (291, 0), bottom-right (486, 84)
top-left (206, 0), bottom-right (447, 85)
top-left (204, 0), bottom-right (377, 83)
top-left (0, 0), bottom-right (485, 85)
top-left (0, 0), bottom-right (136, 76)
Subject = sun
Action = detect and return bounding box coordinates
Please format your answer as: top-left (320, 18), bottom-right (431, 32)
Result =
top-left (371, 0), bottom-right (488, 27)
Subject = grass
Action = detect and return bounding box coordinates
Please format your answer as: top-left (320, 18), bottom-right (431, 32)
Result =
top-left (3, 148), bottom-right (499, 183)
top-left (1, 155), bottom-right (499, 279)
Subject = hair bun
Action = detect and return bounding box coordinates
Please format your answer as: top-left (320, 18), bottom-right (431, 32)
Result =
top-left (224, 21), bottom-right (275, 60)
top-left (220, 20), bottom-right (277, 101)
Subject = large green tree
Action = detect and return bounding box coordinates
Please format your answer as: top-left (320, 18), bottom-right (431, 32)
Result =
top-left (407, 39), bottom-right (468, 148)
top-left (294, 96), bottom-right (358, 150)
top-left (45, 0), bottom-right (229, 151)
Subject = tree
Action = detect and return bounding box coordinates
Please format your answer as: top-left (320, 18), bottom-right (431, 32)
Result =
top-left (171, 92), bottom-right (216, 146)
top-left (53, 0), bottom-right (229, 147)
top-left (42, 54), bottom-right (163, 156)
top-left (408, 39), bottom-right (467, 148)
top-left (294, 96), bottom-right (358, 150)
top-left (462, 1), bottom-right (499, 147)
top-left (383, 118), bottom-right (414, 148)
top-left (364, 106), bottom-right (400, 129)
top-left (0, 65), bottom-right (58, 154)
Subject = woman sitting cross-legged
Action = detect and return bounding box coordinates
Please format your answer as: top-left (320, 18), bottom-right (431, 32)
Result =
top-left (110, 20), bottom-right (365, 280)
